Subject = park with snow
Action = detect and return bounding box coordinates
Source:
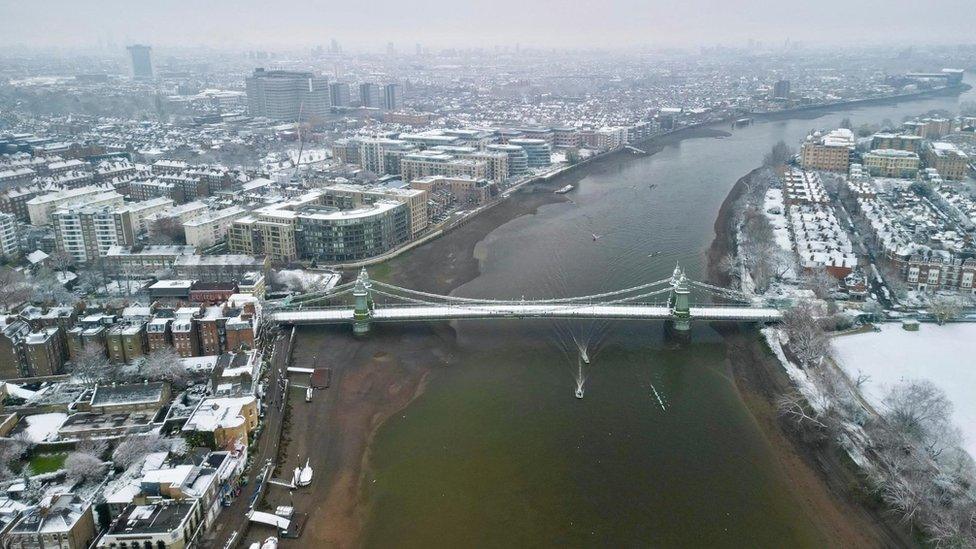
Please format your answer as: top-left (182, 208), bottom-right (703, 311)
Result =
top-left (833, 322), bottom-right (976, 458)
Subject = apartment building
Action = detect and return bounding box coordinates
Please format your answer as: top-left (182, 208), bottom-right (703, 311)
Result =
top-left (870, 133), bottom-right (923, 153)
top-left (0, 212), bottom-right (19, 259)
top-left (862, 149), bottom-right (920, 178)
top-left (25, 185), bottom-right (117, 226)
top-left (800, 129), bottom-right (855, 172)
top-left (183, 206), bottom-right (248, 250)
top-left (924, 142), bottom-right (970, 180)
top-left (400, 152), bottom-right (488, 182)
top-left (318, 184), bottom-right (428, 237)
top-left (52, 203), bottom-right (125, 264)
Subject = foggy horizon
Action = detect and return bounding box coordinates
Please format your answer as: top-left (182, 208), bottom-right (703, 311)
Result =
top-left (2, 0), bottom-right (975, 52)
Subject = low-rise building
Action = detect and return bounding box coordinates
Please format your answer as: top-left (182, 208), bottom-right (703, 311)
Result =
top-left (6, 494), bottom-right (96, 549)
top-left (98, 500), bottom-right (202, 549)
top-left (183, 206), bottom-right (248, 250)
top-left (862, 149), bottom-right (920, 178)
top-left (182, 395), bottom-right (258, 449)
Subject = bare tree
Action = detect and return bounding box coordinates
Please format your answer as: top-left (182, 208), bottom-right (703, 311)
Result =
top-left (802, 267), bottom-right (837, 299)
top-left (0, 267), bottom-right (30, 310)
top-left (929, 295), bottom-right (962, 325)
top-left (148, 217), bottom-right (186, 245)
top-left (49, 251), bottom-right (74, 275)
top-left (782, 302), bottom-right (831, 368)
top-left (71, 346), bottom-right (116, 385)
top-left (762, 141), bottom-right (794, 167)
top-left (777, 390), bottom-right (829, 431)
top-left (883, 380), bottom-right (955, 459)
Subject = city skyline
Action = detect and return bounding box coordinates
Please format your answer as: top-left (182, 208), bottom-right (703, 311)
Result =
top-left (1, 0), bottom-right (975, 51)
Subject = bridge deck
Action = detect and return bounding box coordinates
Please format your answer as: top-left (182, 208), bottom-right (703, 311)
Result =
top-left (270, 304), bottom-right (782, 324)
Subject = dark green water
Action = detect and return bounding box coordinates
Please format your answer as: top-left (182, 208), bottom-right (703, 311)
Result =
top-left (364, 80), bottom-right (975, 547)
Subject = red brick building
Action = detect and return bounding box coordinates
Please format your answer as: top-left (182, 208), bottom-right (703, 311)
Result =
top-left (189, 282), bottom-right (239, 304)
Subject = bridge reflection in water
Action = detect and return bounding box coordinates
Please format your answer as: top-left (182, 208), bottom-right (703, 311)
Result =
top-left (266, 264), bottom-right (784, 335)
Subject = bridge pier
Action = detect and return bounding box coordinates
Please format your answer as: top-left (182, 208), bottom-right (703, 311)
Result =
top-left (353, 268), bottom-right (373, 336)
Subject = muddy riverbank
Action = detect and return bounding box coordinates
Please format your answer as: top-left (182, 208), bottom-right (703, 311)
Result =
top-left (705, 168), bottom-right (916, 548)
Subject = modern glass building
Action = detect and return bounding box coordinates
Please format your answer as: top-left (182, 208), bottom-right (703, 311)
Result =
top-left (127, 45), bottom-right (153, 80)
top-left (508, 138), bottom-right (552, 169)
top-left (296, 201), bottom-right (409, 262)
top-left (486, 144), bottom-right (529, 176)
top-left (245, 69), bottom-right (330, 121)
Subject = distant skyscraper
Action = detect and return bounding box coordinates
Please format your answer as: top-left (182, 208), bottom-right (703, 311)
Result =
top-left (773, 79), bottom-right (791, 99)
top-left (330, 39), bottom-right (340, 54)
top-left (245, 68), bottom-right (329, 121)
top-left (330, 82), bottom-right (351, 108)
top-left (415, 43), bottom-right (422, 56)
top-left (386, 42), bottom-right (395, 56)
top-left (127, 44), bottom-right (153, 80)
top-left (359, 83), bottom-right (382, 108)
top-left (383, 83), bottom-right (401, 111)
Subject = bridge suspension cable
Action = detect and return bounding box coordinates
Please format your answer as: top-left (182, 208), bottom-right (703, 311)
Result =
top-left (368, 277), bottom-right (675, 305)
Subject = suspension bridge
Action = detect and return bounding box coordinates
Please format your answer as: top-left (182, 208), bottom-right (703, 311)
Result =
top-left (266, 264), bottom-right (786, 335)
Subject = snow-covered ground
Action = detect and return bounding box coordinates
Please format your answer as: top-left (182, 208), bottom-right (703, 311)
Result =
top-left (1, 382), bottom-right (37, 400)
top-left (274, 269), bottom-right (340, 293)
top-left (763, 188), bottom-right (793, 254)
top-left (21, 413), bottom-right (67, 443)
top-left (833, 323), bottom-right (976, 458)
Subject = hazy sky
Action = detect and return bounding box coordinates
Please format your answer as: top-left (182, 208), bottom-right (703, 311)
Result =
top-left (1, 0), bottom-right (973, 51)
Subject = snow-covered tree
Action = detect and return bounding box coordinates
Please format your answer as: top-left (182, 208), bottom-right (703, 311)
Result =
top-left (71, 346), bottom-right (116, 385)
top-left (802, 268), bottom-right (837, 300)
top-left (883, 380), bottom-right (956, 459)
top-left (141, 347), bottom-right (190, 386)
top-left (64, 451), bottom-right (105, 484)
top-left (782, 303), bottom-right (831, 368)
top-left (0, 437), bottom-right (29, 481)
top-left (30, 267), bottom-right (78, 306)
top-left (112, 433), bottom-right (170, 469)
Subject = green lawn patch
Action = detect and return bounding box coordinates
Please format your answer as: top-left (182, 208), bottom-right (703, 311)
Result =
top-left (28, 452), bottom-right (67, 474)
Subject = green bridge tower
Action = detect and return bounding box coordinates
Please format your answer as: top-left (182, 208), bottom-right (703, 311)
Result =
top-left (353, 268), bottom-right (374, 336)
top-left (669, 264), bottom-right (692, 332)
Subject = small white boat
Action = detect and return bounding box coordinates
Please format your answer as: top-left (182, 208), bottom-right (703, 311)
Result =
top-left (261, 537), bottom-right (278, 549)
top-left (579, 348), bottom-right (590, 364)
top-left (305, 386), bottom-right (313, 402)
top-left (298, 459), bottom-right (313, 487)
top-left (554, 184), bottom-right (574, 194)
top-left (249, 543), bottom-right (260, 549)
top-left (575, 387), bottom-right (584, 399)
top-left (292, 467), bottom-right (301, 486)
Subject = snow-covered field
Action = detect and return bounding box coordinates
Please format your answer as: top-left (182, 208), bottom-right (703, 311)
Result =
top-left (833, 323), bottom-right (976, 457)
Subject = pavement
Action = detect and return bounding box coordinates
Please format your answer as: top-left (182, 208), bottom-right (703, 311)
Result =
top-left (202, 330), bottom-right (290, 549)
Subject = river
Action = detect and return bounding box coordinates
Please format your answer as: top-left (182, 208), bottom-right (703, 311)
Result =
top-left (359, 80), bottom-right (976, 548)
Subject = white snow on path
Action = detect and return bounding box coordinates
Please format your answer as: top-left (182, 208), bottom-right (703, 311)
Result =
top-left (833, 323), bottom-right (976, 458)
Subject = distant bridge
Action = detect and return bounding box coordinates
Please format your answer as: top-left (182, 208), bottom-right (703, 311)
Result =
top-left (266, 264), bottom-right (785, 335)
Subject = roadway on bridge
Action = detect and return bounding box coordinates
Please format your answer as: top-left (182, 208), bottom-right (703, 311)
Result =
top-left (270, 303), bottom-right (782, 325)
